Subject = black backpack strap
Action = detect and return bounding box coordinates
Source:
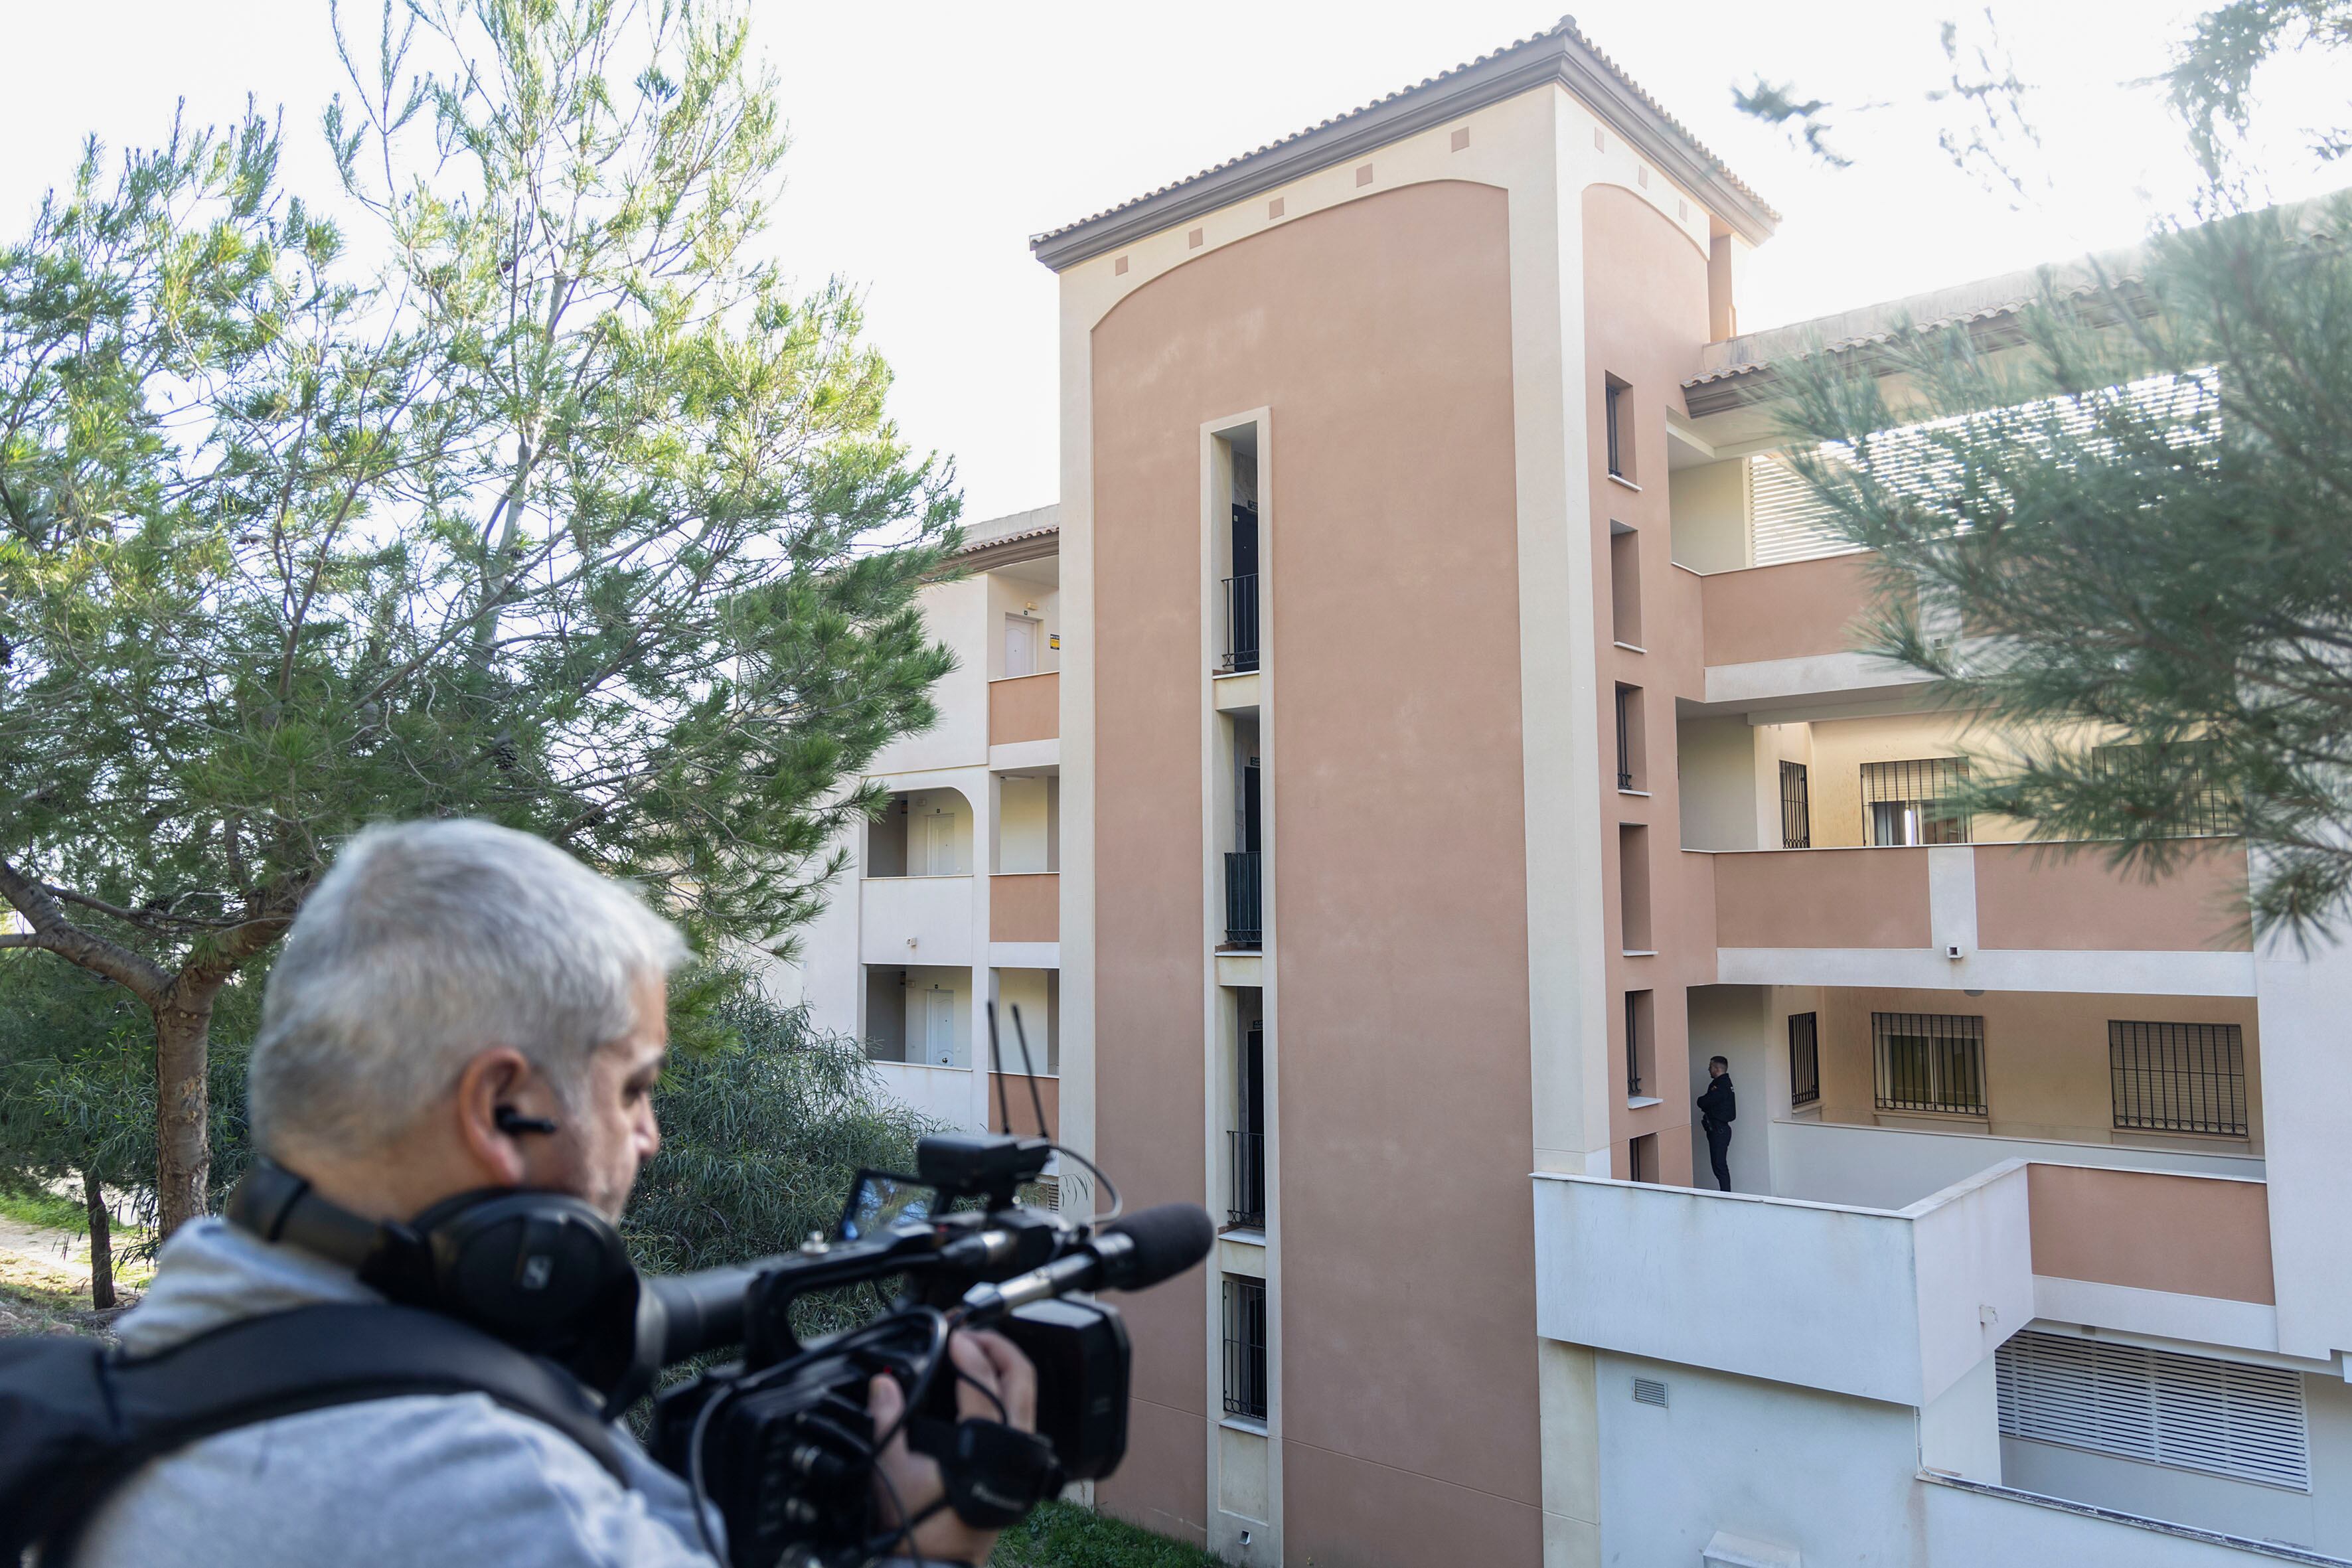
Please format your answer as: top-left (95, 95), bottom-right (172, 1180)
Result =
top-left (107, 1302), bottom-right (629, 1483)
top-left (32, 1303), bottom-right (633, 1563)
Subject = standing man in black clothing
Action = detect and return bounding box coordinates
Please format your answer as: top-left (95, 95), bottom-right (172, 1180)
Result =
top-left (1697, 1056), bottom-right (1737, 1192)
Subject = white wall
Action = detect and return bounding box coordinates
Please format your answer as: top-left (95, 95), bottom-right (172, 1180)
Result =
top-left (1533, 1163), bottom-right (2033, 1408)
top-left (859, 874), bottom-right (975, 967)
top-left (1770, 1116), bottom-right (2265, 1212)
top-left (996, 774), bottom-right (1058, 873)
top-left (1685, 984), bottom-right (1774, 1194)
top-left (872, 576), bottom-right (990, 775)
top-left (882, 963), bottom-right (971, 1067)
top-left (1921, 1352), bottom-right (2001, 1482)
top-left (1667, 457), bottom-right (1751, 573)
top-left (984, 566), bottom-right (1061, 678)
top-left (990, 967), bottom-right (1056, 1075)
top-left (868, 1060), bottom-right (977, 1129)
top-left (1676, 716), bottom-right (1759, 852)
top-left (2254, 922), bottom-right (2352, 1364)
top-left (1597, 1352), bottom-right (1921, 1567)
top-left (1921, 1470), bottom-right (2351, 1566)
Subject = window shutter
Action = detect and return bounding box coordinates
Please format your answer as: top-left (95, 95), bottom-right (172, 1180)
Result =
top-left (1997, 1332), bottom-right (2308, 1491)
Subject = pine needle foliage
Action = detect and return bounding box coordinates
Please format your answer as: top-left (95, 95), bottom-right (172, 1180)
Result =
top-left (0, 0), bottom-right (960, 1232)
top-left (623, 971), bottom-right (936, 1278)
top-left (1767, 193), bottom-right (2352, 939)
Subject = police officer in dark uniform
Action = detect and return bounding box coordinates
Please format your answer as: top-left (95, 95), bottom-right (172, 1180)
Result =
top-left (1696, 1056), bottom-right (1736, 1192)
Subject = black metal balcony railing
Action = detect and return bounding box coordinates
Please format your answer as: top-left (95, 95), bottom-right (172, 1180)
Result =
top-left (1221, 574), bottom-right (1259, 672)
top-left (1227, 1129), bottom-right (1266, 1228)
top-left (1224, 850), bottom-right (1262, 949)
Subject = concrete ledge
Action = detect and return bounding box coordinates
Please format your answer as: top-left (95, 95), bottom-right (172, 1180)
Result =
top-left (1919, 1471), bottom-right (2352, 1566)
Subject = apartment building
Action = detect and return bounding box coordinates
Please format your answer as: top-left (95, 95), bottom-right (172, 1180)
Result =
top-left (805, 17), bottom-right (2352, 1568)
top-left (797, 505), bottom-right (1066, 1148)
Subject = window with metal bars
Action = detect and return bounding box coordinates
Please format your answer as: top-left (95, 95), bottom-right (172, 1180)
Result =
top-left (1624, 991), bottom-right (1652, 1098)
top-left (2090, 744), bottom-right (2238, 838)
top-left (1872, 1011), bottom-right (1986, 1115)
top-left (1221, 1277), bottom-right (1268, 1421)
top-left (2111, 1020), bottom-right (2246, 1137)
top-left (1614, 684), bottom-right (1642, 791)
top-left (1998, 1330), bottom-right (2308, 1491)
top-left (1605, 374), bottom-right (1631, 480)
top-left (1788, 1012), bottom-right (1820, 1107)
top-left (1779, 760), bottom-right (1811, 848)
top-left (1860, 757), bottom-right (1971, 846)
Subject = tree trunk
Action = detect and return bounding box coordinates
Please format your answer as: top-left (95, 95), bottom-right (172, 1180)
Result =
top-left (82, 1167), bottom-right (115, 1311)
top-left (153, 986), bottom-right (217, 1239)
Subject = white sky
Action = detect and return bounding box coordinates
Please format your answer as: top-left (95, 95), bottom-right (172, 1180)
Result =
top-left (2, 1), bottom-right (2343, 524)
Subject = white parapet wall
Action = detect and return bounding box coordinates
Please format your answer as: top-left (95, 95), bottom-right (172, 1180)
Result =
top-left (1769, 1117), bottom-right (2266, 1212)
top-left (1533, 1160), bottom-right (2034, 1407)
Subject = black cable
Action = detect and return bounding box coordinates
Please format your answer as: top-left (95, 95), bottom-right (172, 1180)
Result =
top-left (1048, 1142), bottom-right (1123, 1223)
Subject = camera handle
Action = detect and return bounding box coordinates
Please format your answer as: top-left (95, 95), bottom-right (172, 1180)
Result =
top-left (908, 1413), bottom-right (1065, 1528)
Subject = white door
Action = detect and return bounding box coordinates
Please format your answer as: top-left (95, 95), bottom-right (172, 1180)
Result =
top-left (1004, 615), bottom-right (1040, 678)
top-left (916, 808), bottom-right (958, 875)
top-left (924, 988), bottom-right (957, 1065)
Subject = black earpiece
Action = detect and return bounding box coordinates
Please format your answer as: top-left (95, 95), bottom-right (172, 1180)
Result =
top-left (494, 1105), bottom-right (560, 1137)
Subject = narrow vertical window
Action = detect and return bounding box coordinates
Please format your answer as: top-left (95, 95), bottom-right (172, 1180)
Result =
top-left (1230, 1013), bottom-right (1267, 1224)
top-left (1779, 760), bottom-right (1811, 848)
top-left (1788, 1012), bottom-right (1820, 1107)
top-left (1609, 525), bottom-right (1642, 646)
top-left (1618, 824), bottom-right (1652, 951)
top-left (1222, 1277), bottom-right (1269, 1421)
top-left (1614, 684), bottom-right (1645, 791)
top-left (1604, 374), bottom-right (1634, 481)
top-left (1626, 991), bottom-right (1654, 1098)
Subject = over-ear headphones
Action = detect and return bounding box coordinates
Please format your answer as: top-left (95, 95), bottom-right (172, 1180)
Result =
top-left (226, 1158), bottom-right (648, 1405)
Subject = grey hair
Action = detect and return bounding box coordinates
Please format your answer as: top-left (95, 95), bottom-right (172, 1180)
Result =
top-left (249, 819), bottom-right (689, 1156)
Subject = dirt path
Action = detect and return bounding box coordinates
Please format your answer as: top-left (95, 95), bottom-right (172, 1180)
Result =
top-left (0, 1214), bottom-right (97, 1285)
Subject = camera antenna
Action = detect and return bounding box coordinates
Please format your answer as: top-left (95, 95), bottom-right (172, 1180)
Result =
top-left (985, 1000), bottom-right (1015, 1137)
top-left (1007, 1003), bottom-right (1053, 1144)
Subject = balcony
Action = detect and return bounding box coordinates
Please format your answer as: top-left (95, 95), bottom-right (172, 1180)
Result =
top-left (1535, 1157), bottom-right (2278, 1406)
top-left (1697, 551), bottom-right (1927, 712)
top-left (1219, 574), bottom-right (1259, 673)
top-left (1227, 1129), bottom-right (1266, 1228)
top-left (988, 671), bottom-right (1058, 747)
top-left (858, 874), bottom-right (974, 966)
top-left (1710, 840), bottom-right (2253, 995)
top-left (1223, 851), bottom-right (1262, 949)
top-left (985, 1072), bottom-right (1060, 1141)
top-left (989, 873), bottom-right (1059, 944)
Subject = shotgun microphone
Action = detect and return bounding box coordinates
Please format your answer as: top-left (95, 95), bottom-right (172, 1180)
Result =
top-left (960, 1203), bottom-right (1214, 1322)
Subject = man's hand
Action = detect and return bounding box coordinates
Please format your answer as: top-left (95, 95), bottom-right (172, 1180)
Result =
top-left (869, 1328), bottom-right (1039, 1565)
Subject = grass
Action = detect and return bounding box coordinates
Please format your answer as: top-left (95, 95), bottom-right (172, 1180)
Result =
top-left (0, 1188), bottom-right (91, 1232)
top-left (992, 1502), bottom-right (1227, 1568)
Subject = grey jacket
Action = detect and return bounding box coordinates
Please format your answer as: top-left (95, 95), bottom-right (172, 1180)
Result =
top-left (73, 1217), bottom-right (723, 1567)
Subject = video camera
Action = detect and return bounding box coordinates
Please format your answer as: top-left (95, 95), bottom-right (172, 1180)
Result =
top-left (631, 1013), bottom-right (1213, 1568)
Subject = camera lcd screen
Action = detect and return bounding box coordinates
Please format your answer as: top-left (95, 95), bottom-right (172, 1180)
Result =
top-left (838, 1170), bottom-right (939, 1241)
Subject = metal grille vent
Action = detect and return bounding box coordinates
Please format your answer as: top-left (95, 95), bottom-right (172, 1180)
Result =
top-left (1632, 1377), bottom-right (1668, 1408)
top-left (1996, 1331), bottom-right (2308, 1491)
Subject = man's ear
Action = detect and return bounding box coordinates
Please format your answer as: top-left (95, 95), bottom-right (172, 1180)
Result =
top-left (452, 1048), bottom-right (540, 1187)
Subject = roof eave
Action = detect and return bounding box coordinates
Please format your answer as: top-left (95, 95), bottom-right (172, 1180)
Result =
top-left (1030, 28), bottom-right (1777, 274)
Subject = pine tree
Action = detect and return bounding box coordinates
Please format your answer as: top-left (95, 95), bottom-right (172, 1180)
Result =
top-left (0, 1), bottom-right (959, 1234)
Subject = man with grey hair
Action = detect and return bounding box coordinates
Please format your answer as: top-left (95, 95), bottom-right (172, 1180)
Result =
top-left (74, 819), bottom-right (1031, 1568)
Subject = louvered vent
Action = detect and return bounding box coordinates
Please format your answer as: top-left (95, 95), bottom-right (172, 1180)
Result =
top-left (1996, 1331), bottom-right (2308, 1491)
top-left (1747, 370), bottom-right (2216, 570)
top-left (1749, 454), bottom-right (1858, 568)
top-left (1632, 1377), bottom-right (1668, 1408)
